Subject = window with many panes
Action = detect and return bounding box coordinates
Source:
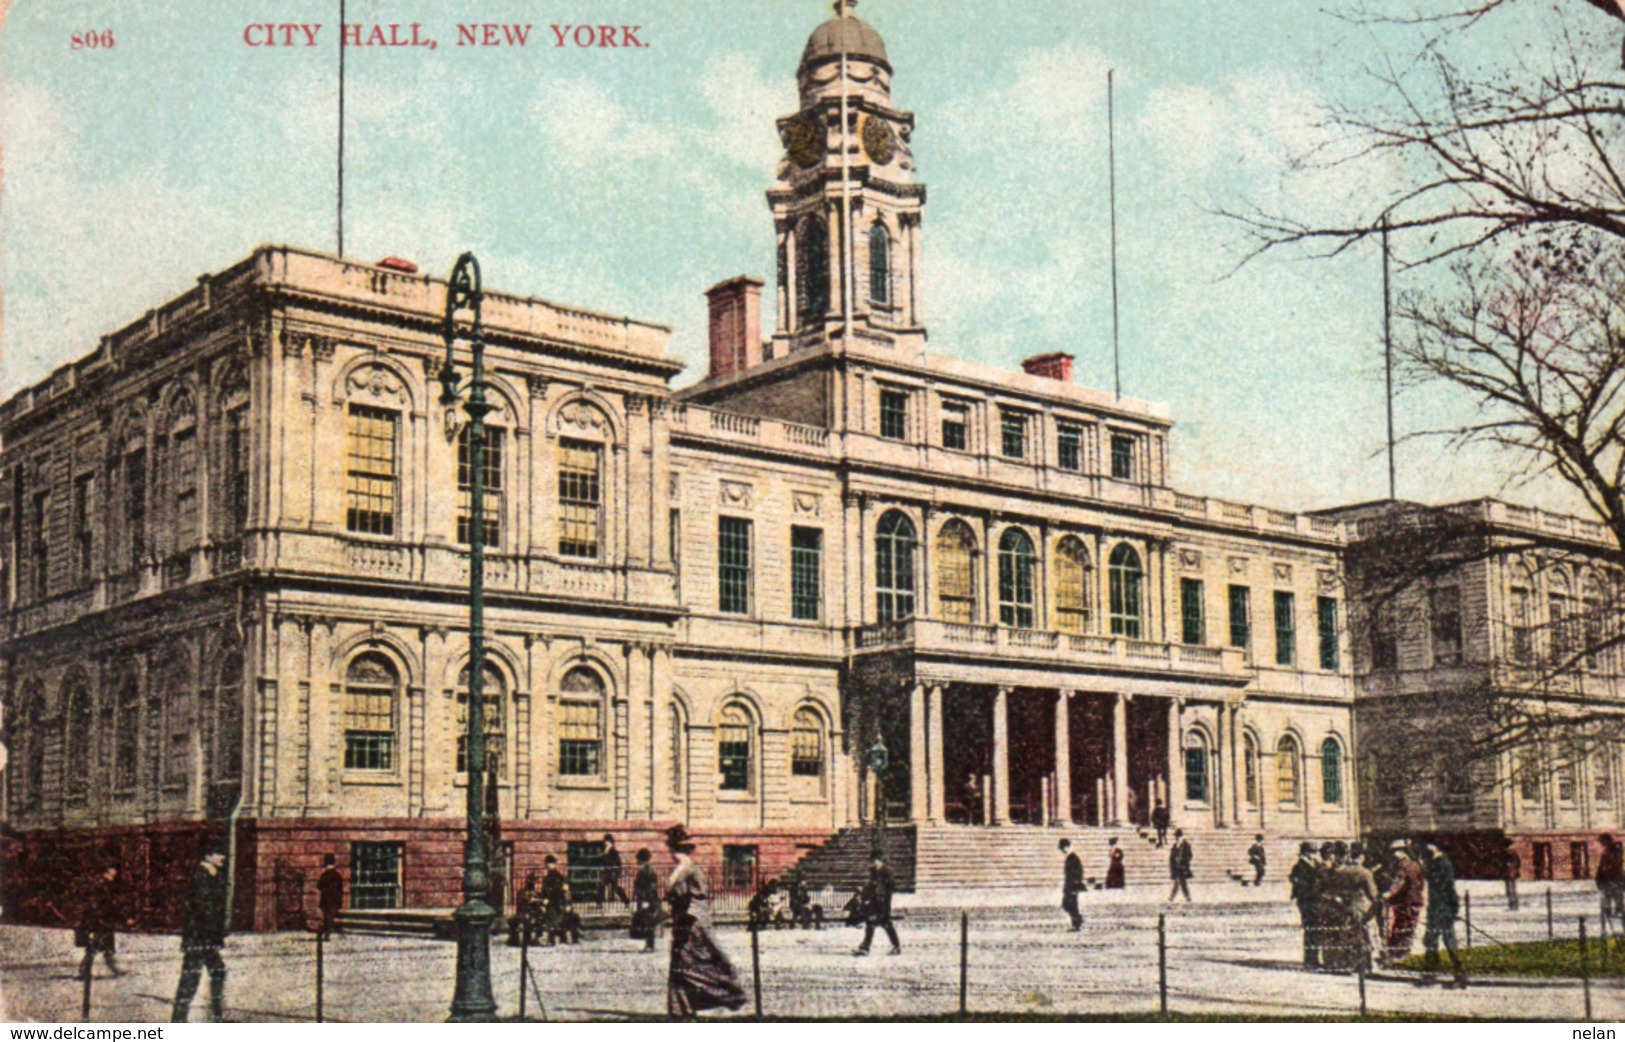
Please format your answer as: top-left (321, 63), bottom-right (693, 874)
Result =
top-left (1431, 586), bottom-right (1462, 666)
top-left (173, 427), bottom-right (198, 545)
top-left (345, 406), bottom-right (398, 536)
top-left (73, 475), bottom-right (93, 586)
top-left (114, 674), bottom-right (140, 790)
top-left (719, 704), bottom-right (752, 792)
top-left (1509, 584), bottom-right (1532, 663)
top-left (1185, 735), bottom-right (1209, 802)
top-left (791, 708), bottom-right (823, 778)
top-left (457, 426), bottom-right (504, 547)
top-left (558, 439), bottom-right (601, 558)
top-left (1318, 597), bottom-right (1339, 670)
top-left (225, 406), bottom-right (250, 534)
top-left (30, 492), bottom-right (48, 601)
top-left (869, 223), bottom-right (891, 304)
top-left (1322, 738), bottom-right (1343, 804)
top-left (998, 528), bottom-right (1037, 629)
top-left (1000, 410), bottom-right (1028, 459)
top-left (797, 216), bottom-right (830, 328)
top-left (875, 510), bottom-right (917, 622)
top-left (1110, 433), bottom-right (1135, 480)
top-left (935, 520), bottom-right (977, 624)
top-left (558, 667), bottom-right (605, 776)
top-left (941, 401), bottom-right (968, 451)
top-left (790, 526), bottom-right (822, 621)
top-left (1057, 424), bottom-right (1081, 471)
top-left (350, 841), bottom-right (404, 909)
top-left (879, 389), bottom-right (909, 441)
top-left (1274, 591), bottom-right (1296, 666)
top-left (718, 517), bottom-right (752, 614)
top-left (125, 447), bottom-right (147, 569)
top-left (1181, 578), bottom-right (1205, 645)
top-left (455, 664), bottom-right (506, 775)
top-left (343, 654), bottom-right (398, 771)
top-left (1108, 543), bottom-right (1143, 638)
top-left (721, 844), bottom-right (759, 890)
top-left (1229, 585), bottom-right (1251, 649)
top-left (1277, 736), bottom-right (1301, 803)
top-left (1053, 536), bottom-right (1091, 634)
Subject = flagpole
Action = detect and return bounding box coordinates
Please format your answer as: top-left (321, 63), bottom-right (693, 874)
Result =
top-left (337, 0), bottom-right (346, 257)
top-left (1382, 216), bottom-right (1396, 501)
top-left (1109, 69), bottom-right (1121, 401)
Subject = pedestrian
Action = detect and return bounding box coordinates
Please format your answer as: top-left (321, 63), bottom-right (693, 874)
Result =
top-left (787, 873), bottom-right (823, 929)
top-left (1151, 803), bottom-right (1170, 848)
top-left (964, 774), bottom-right (983, 826)
top-left (539, 855), bottom-right (579, 945)
top-left (1501, 839), bottom-right (1521, 912)
top-left (1059, 839), bottom-right (1084, 931)
top-left (1382, 841), bottom-right (1426, 967)
top-left (1248, 834), bottom-right (1267, 886)
top-left (1421, 843), bottom-right (1468, 989)
top-left (663, 825), bottom-right (747, 1017)
top-left (600, 834), bottom-right (630, 904)
top-left (1288, 842), bottom-right (1321, 969)
top-left (316, 854), bottom-right (344, 938)
top-left (509, 872), bottom-right (540, 947)
top-left (75, 863), bottom-right (128, 980)
top-left (1597, 834), bottom-right (1624, 935)
top-left (1105, 837), bottom-right (1126, 890)
top-left (854, 854), bottom-right (902, 955)
top-left (1326, 843), bottom-right (1379, 973)
top-left (631, 848), bottom-right (662, 952)
top-left (171, 841), bottom-right (231, 1023)
top-left (1167, 829), bottom-right (1193, 902)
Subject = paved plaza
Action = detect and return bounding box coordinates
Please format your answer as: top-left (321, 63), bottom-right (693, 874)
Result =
top-left (2, 881), bottom-right (1619, 1022)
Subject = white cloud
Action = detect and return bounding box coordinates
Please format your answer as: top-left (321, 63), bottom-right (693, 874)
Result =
top-left (938, 43), bottom-right (1114, 165)
top-left (529, 78), bottom-right (680, 169)
top-left (698, 54), bottom-right (790, 178)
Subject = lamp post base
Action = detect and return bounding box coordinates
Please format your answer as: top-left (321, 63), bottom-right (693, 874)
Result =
top-left (447, 898), bottom-right (499, 1022)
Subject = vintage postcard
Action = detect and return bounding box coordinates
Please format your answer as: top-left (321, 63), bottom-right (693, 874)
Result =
top-left (2, 0), bottom-right (1625, 1026)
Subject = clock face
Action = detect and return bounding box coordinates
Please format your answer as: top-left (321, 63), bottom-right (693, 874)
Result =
top-left (862, 116), bottom-right (897, 165)
top-left (785, 116), bottom-right (823, 170)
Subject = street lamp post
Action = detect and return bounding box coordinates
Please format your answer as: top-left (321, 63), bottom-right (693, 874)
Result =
top-left (868, 737), bottom-right (888, 857)
top-left (440, 252), bottom-right (498, 1022)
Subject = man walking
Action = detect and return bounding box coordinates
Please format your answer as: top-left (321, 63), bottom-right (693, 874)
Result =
top-left (316, 854), bottom-right (345, 938)
top-left (853, 855), bottom-right (901, 956)
top-left (1597, 834), bottom-right (1624, 935)
top-left (1151, 803), bottom-right (1170, 848)
top-left (1501, 839), bottom-right (1521, 911)
top-left (1248, 835), bottom-right (1267, 886)
top-left (1288, 842), bottom-right (1321, 969)
top-left (1421, 843), bottom-right (1468, 989)
top-left (600, 834), bottom-right (630, 904)
top-left (1167, 830), bottom-right (1193, 903)
top-left (1382, 841), bottom-right (1426, 967)
top-left (1059, 839), bottom-right (1084, 931)
top-left (76, 863), bottom-right (128, 980)
top-left (172, 841), bottom-right (231, 1022)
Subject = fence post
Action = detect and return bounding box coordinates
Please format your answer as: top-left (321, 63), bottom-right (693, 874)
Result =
top-left (80, 961), bottom-right (92, 1021)
top-left (518, 916), bottom-right (529, 1022)
top-left (1157, 913), bottom-right (1168, 1017)
top-left (958, 911), bottom-right (969, 1016)
top-left (1581, 916), bottom-right (1592, 1022)
top-left (315, 926), bottom-right (325, 1024)
top-left (751, 920), bottom-right (763, 1019)
top-left (1464, 890), bottom-right (1472, 950)
top-left (1548, 887), bottom-right (1555, 941)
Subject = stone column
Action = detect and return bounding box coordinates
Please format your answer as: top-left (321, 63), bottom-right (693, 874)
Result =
top-left (1168, 699), bottom-right (1185, 826)
top-left (1111, 693), bottom-right (1129, 825)
top-left (1212, 702), bottom-right (1227, 828)
top-left (1228, 705), bottom-right (1243, 828)
top-left (992, 687), bottom-right (1011, 825)
top-left (1053, 690), bottom-right (1072, 825)
top-left (927, 685), bottom-right (945, 824)
top-left (909, 683), bottom-right (928, 823)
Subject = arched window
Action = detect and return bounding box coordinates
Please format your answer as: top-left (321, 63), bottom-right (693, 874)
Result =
top-left (213, 649), bottom-right (244, 784)
top-left (1321, 737), bottom-right (1344, 804)
top-left (1108, 544), bottom-right (1143, 639)
top-left (1599, 745), bottom-right (1617, 807)
top-left (1243, 732), bottom-right (1259, 804)
top-left (797, 215), bottom-right (830, 328)
top-left (114, 672), bottom-right (140, 790)
top-left (791, 707), bottom-right (824, 779)
top-left (456, 664), bottom-right (507, 776)
top-left (1277, 735), bottom-right (1301, 804)
top-left (1550, 570), bottom-right (1574, 662)
top-left (343, 654), bottom-right (399, 771)
top-left (998, 528), bottom-right (1037, 629)
top-left (1517, 748), bottom-right (1542, 803)
top-left (869, 222), bottom-right (891, 305)
top-left (64, 672), bottom-right (93, 801)
top-left (345, 404), bottom-right (399, 536)
top-left (559, 667), bottom-right (606, 777)
top-left (875, 510), bottom-right (917, 622)
top-left (719, 704), bottom-right (753, 793)
top-left (155, 650), bottom-right (193, 789)
top-left (1053, 536), bottom-right (1092, 635)
top-left (935, 521), bottom-right (978, 624)
top-left (1184, 730), bottom-right (1210, 803)
top-left (167, 389), bottom-right (199, 551)
top-left (669, 703), bottom-right (687, 801)
top-left (557, 438), bottom-right (602, 559)
top-left (20, 682), bottom-right (45, 809)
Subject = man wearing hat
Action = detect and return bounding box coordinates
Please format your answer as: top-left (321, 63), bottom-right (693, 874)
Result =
top-left (538, 854), bottom-right (578, 944)
top-left (1382, 840), bottom-right (1426, 967)
top-left (599, 833), bottom-right (631, 904)
top-left (1421, 843), bottom-right (1468, 988)
top-left (1288, 842), bottom-right (1321, 969)
top-left (172, 840), bottom-right (231, 1022)
top-left (1058, 839), bottom-right (1084, 931)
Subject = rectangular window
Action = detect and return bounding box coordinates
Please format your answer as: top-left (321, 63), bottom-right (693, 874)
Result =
top-left (1551, 593), bottom-right (1572, 662)
top-left (1318, 596), bottom-right (1340, 671)
top-left (1057, 424), bottom-right (1081, 471)
top-left (343, 686), bottom-right (396, 772)
top-left (73, 475), bottom-right (93, 586)
top-left (1431, 586), bottom-right (1463, 666)
top-left (879, 389), bottom-right (909, 441)
top-left (718, 517), bottom-right (752, 615)
top-left (1274, 590), bottom-right (1296, 666)
top-left (1370, 603), bottom-right (1398, 671)
top-left (1510, 586), bottom-right (1532, 663)
top-left (225, 406), bottom-right (250, 534)
top-left (1110, 433), bottom-right (1135, 480)
top-left (124, 449), bottom-right (146, 569)
top-left (566, 840), bottom-right (608, 897)
top-left (670, 508), bottom-right (682, 570)
top-left (558, 699), bottom-right (602, 776)
top-left (790, 526), bottom-right (822, 621)
top-left (721, 844), bottom-right (759, 891)
top-left (558, 439), bottom-right (602, 558)
top-left (31, 491), bottom-right (48, 601)
top-left (941, 401), bottom-right (968, 451)
top-left (173, 428), bottom-right (198, 545)
top-left (1181, 578), bottom-right (1205, 645)
top-left (345, 406), bottom-right (398, 536)
top-left (457, 426), bottom-right (504, 546)
top-left (1228, 585), bottom-right (1251, 649)
top-left (350, 841), bottom-right (404, 910)
top-left (1000, 410), bottom-right (1028, 460)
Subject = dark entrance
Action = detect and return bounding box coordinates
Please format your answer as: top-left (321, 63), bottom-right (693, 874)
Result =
top-left (1126, 698), bottom-right (1170, 827)
top-left (945, 689), bottom-right (993, 824)
top-left (1007, 691), bottom-right (1057, 824)
top-left (1068, 694), bottom-right (1113, 826)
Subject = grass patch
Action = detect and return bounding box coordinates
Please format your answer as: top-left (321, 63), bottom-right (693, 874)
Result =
top-left (1396, 936), bottom-right (1625, 979)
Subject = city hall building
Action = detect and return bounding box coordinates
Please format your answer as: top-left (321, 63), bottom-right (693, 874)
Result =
top-left (8, 4), bottom-right (1595, 928)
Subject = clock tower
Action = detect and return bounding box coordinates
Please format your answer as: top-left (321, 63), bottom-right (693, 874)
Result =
top-left (769, 0), bottom-right (926, 360)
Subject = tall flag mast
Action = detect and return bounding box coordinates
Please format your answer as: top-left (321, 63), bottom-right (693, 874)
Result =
top-left (1109, 70), bottom-right (1121, 400)
top-left (337, 0), bottom-right (347, 257)
top-left (838, 0), bottom-right (856, 344)
top-left (1382, 215), bottom-right (1396, 501)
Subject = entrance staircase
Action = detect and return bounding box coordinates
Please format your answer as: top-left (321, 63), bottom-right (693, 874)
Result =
top-left (787, 824), bottom-right (917, 892)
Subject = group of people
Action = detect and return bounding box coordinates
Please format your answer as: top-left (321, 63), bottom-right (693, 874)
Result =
top-left (748, 873), bottom-right (825, 931)
top-left (1288, 839), bottom-right (1467, 988)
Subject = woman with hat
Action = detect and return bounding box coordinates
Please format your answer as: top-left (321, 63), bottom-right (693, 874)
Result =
top-left (663, 825), bottom-right (747, 1016)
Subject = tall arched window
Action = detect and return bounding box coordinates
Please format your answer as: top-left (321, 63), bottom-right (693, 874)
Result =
top-left (1321, 737), bottom-right (1344, 804)
top-left (114, 672), bottom-right (140, 790)
top-left (155, 650), bottom-right (193, 789)
top-left (214, 650), bottom-right (244, 784)
top-left (1053, 536), bottom-right (1092, 635)
top-left (1243, 732), bottom-right (1259, 804)
top-left (791, 707), bottom-right (825, 780)
top-left (875, 510), bottom-right (917, 622)
top-left (797, 215), bottom-right (830, 328)
top-left (869, 222), bottom-right (891, 305)
top-left (719, 704), bottom-right (753, 793)
top-left (559, 667), bottom-right (606, 777)
top-left (456, 664), bottom-right (507, 776)
top-left (935, 521), bottom-right (978, 624)
top-left (1277, 735), bottom-right (1301, 804)
top-left (1184, 730), bottom-right (1210, 803)
top-left (1108, 544), bottom-right (1143, 639)
top-left (64, 672), bottom-right (93, 801)
top-left (998, 528), bottom-right (1037, 629)
top-left (167, 389), bottom-right (200, 551)
top-left (20, 682), bottom-right (45, 810)
top-left (343, 653), bottom-right (399, 771)
top-left (457, 423), bottom-right (506, 548)
top-left (669, 702), bottom-right (687, 801)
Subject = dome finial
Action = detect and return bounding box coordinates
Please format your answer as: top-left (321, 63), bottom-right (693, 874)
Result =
top-left (833, 0), bottom-right (857, 17)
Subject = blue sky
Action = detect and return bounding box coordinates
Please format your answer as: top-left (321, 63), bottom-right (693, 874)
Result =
top-left (2, 0), bottom-right (1612, 514)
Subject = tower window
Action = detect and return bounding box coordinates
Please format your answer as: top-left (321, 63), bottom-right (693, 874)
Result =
top-left (796, 216), bottom-right (830, 328)
top-left (869, 223), bottom-right (891, 305)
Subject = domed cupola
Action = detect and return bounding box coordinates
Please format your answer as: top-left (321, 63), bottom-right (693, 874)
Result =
top-left (800, 5), bottom-right (890, 73)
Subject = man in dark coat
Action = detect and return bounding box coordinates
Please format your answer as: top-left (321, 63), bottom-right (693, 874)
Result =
top-left (787, 873), bottom-right (823, 930)
top-left (1597, 834), bottom-right (1624, 934)
top-left (853, 855), bottom-right (900, 955)
top-left (316, 854), bottom-right (345, 937)
top-left (76, 864), bottom-right (128, 980)
top-left (1151, 803), bottom-right (1170, 848)
top-left (1167, 830), bottom-right (1193, 902)
top-left (1059, 839), bottom-right (1084, 930)
top-left (1501, 839), bottom-right (1521, 911)
top-left (1421, 843), bottom-right (1468, 988)
top-left (631, 848), bottom-right (662, 951)
top-left (1248, 835), bottom-right (1267, 886)
top-left (600, 834), bottom-right (630, 904)
top-left (539, 855), bottom-right (579, 945)
top-left (172, 843), bottom-right (231, 1022)
top-left (1288, 842), bottom-right (1321, 969)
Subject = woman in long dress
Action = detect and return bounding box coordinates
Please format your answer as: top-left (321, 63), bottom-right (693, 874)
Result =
top-left (664, 826), bottom-right (747, 1017)
top-left (1105, 838), bottom-right (1126, 890)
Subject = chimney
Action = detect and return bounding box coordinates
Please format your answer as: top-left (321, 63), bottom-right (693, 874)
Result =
top-left (1021, 352), bottom-right (1074, 382)
top-left (706, 276), bottom-right (765, 381)
top-left (376, 256), bottom-right (419, 274)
